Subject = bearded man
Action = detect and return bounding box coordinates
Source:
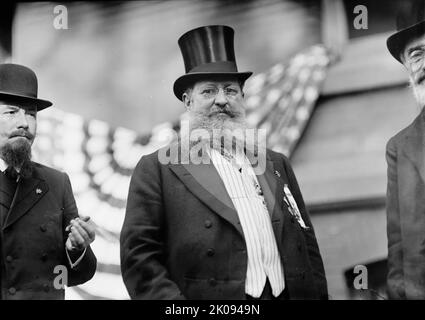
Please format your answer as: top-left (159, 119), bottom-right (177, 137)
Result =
top-left (386, 3), bottom-right (425, 300)
top-left (0, 63), bottom-right (97, 299)
top-left (120, 25), bottom-right (328, 300)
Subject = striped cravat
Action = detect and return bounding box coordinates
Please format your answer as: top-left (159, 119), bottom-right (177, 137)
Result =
top-left (208, 148), bottom-right (285, 298)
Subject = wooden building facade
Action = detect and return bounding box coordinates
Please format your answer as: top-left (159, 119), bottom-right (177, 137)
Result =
top-left (1, 0), bottom-right (421, 299)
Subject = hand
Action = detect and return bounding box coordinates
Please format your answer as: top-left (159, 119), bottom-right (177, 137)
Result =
top-left (65, 216), bottom-right (95, 251)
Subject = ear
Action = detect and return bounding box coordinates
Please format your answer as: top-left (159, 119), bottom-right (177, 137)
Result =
top-left (182, 92), bottom-right (191, 110)
top-left (400, 48), bottom-right (411, 69)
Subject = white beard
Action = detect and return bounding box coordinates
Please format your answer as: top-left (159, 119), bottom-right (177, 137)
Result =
top-left (409, 76), bottom-right (425, 107)
top-left (186, 110), bottom-right (250, 154)
top-left (177, 110), bottom-right (267, 174)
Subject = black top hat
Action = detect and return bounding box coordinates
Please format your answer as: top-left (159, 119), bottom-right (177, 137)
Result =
top-left (0, 63), bottom-right (52, 111)
top-left (173, 25), bottom-right (252, 100)
top-left (387, 1), bottom-right (425, 63)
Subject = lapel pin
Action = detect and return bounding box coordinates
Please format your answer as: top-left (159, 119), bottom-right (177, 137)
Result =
top-left (274, 170), bottom-right (281, 178)
top-left (36, 188), bottom-right (42, 195)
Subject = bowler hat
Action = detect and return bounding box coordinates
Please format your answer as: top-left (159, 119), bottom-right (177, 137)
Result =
top-left (387, 1), bottom-right (425, 63)
top-left (173, 25), bottom-right (252, 100)
top-left (0, 63), bottom-right (52, 110)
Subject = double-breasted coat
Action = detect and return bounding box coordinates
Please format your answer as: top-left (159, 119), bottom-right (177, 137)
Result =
top-left (0, 162), bottom-right (97, 299)
top-left (120, 147), bottom-right (328, 299)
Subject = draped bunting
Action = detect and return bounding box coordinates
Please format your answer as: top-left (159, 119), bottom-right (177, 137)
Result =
top-left (32, 45), bottom-right (332, 299)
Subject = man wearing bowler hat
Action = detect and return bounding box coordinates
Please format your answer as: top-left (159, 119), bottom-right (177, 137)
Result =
top-left (386, 1), bottom-right (425, 299)
top-left (121, 25), bottom-right (328, 300)
top-left (0, 63), bottom-right (97, 299)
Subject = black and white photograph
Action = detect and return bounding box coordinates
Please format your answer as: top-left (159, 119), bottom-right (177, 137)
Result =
top-left (0, 0), bottom-right (424, 306)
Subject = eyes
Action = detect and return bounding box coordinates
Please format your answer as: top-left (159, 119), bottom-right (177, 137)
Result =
top-left (199, 86), bottom-right (241, 98)
top-left (201, 88), bottom-right (216, 95)
top-left (1, 107), bottom-right (37, 117)
top-left (224, 87), bottom-right (239, 96)
top-left (26, 110), bottom-right (37, 117)
top-left (409, 49), bottom-right (424, 62)
top-left (405, 47), bottom-right (425, 71)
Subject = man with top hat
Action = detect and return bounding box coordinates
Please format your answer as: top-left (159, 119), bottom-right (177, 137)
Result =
top-left (120, 25), bottom-right (328, 300)
top-left (386, 0), bottom-right (425, 300)
top-left (0, 63), bottom-right (97, 299)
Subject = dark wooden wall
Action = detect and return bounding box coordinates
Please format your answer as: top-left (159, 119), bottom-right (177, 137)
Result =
top-left (12, 0), bottom-right (321, 133)
top-left (0, 2), bottom-right (15, 61)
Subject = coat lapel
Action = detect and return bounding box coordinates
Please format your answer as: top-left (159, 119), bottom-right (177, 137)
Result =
top-left (401, 111), bottom-right (425, 184)
top-left (0, 173), bottom-right (15, 209)
top-left (3, 169), bottom-right (49, 229)
top-left (169, 160), bottom-right (243, 237)
top-left (0, 191), bottom-right (11, 210)
top-left (169, 147), bottom-right (288, 239)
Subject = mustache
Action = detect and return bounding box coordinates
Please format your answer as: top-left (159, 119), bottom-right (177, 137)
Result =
top-left (208, 105), bottom-right (241, 118)
top-left (9, 129), bottom-right (34, 140)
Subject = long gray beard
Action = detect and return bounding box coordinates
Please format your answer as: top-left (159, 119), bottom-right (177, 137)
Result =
top-left (186, 111), bottom-right (251, 155)
top-left (0, 139), bottom-right (33, 179)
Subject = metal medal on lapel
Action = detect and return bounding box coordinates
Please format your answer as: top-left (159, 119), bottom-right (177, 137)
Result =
top-left (283, 184), bottom-right (309, 230)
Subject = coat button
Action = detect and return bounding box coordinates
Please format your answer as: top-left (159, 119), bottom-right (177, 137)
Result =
top-left (297, 244), bottom-right (302, 252)
top-left (290, 216), bottom-right (295, 223)
top-left (207, 248), bottom-right (215, 257)
top-left (8, 287), bottom-right (16, 295)
top-left (204, 220), bottom-right (212, 228)
top-left (41, 253), bottom-right (48, 262)
top-left (6, 255), bottom-right (13, 262)
top-left (43, 284), bottom-right (50, 292)
top-left (40, 225), bottom-right (47, 232)
top-left (208, 278), bottom-right (217, 286)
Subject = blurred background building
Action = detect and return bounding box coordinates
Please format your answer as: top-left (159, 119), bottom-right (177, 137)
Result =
top-left (0, 0), bottom-right (420, 299)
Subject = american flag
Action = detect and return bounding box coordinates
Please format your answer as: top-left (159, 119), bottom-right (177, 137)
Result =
top-left (32, 44), bottom-right (332, 299)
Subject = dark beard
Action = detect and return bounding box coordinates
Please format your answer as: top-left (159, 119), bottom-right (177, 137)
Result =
top-left (0, 138), bottom-right (33, 179)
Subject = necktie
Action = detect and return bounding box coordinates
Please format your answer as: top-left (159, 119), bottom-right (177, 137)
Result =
top-left (4, 166), bottom-right (20, 182)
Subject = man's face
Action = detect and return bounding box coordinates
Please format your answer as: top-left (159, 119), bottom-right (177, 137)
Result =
top-left (0, 102), bottom-right (37, 162)
top-left (182, 77), bottom-right (247, 132)
top-left (403, 34), bottom-right (425, 105)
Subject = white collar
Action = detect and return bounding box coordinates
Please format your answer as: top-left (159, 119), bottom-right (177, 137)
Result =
top-left (0, 158), bottom-right (7, 173)
top-left (207, 146), bottom-right (249, 169)
top-left (0, 158), bottom-right (21, 173)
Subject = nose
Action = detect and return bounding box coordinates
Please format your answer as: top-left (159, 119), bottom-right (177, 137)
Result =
top-left (214, 88), bottom-right (228, 106)
top-left (16, 109), bottom-right (29, 129)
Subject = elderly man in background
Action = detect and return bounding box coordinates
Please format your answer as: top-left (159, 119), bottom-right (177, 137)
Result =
top-left (386, 2), bottom-right (425, 299)
top-left (120, 25), bottom-right (327, 300)
top-left (0, 63), bottom-right (97, 299)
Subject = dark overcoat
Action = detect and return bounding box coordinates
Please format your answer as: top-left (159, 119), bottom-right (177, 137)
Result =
top-left (0, 162), bottom-right (97, 299)
top-left (121, 147), bottom-right (328, 299)
top-left (386, 110), bottom-right (425, 299)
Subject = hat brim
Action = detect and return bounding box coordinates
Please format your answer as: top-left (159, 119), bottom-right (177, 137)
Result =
top-left (173, 71), bottom-right (253, 101)
top-left (0, 91), bottom-right (52, 111)
top-left (387, 20), bottom-right (425, 63)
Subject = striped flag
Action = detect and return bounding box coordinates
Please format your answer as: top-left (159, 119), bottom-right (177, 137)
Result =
top-left (32, 45), bottom-right (332, 299)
